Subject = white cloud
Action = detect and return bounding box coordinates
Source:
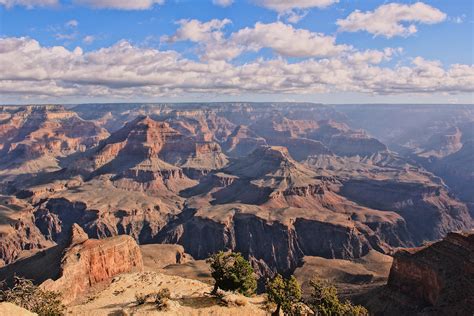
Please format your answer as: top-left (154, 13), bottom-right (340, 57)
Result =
top-left (166, 19), bottom-right (231, 43)
top-left (166, 20), bottom-right (348, 60)
top-left (337, 2), bottom-right (446, 38)
top-left (212, 0), bottom-right (233, 7)
top-left (285, 10), bottom-right (308, 24)
top-left (254, 0), bottom-right (337, 13)
top-left (66, 19), bottom-right (79, 27)
top-left (0, 0), bottom-right (57, 8)
top-left (74, 0), bottom-right (164, 10)
top-left (346, 48), bottom-right (402, 65)
top-left (254, 0), bottom-right (337, 23)
top-left (0, 37), bottom-right (472, 101)
top-left (231, 22), bottom-right (348, 58)
top-left (83, 35), bottom-right (95, 44)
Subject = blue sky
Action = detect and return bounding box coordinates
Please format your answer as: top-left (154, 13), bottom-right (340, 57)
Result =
top-left (0, 0), bottom-right (473, 104)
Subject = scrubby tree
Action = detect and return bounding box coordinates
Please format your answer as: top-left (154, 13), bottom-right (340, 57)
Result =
top-left (207, 251), bottom-right (257, 297)
top-left (266, 274), bottom-right (302, 315)
top-left (0, 276), bottom-right (65, 316)
top-left (308, 279), bottom-right (368, 316)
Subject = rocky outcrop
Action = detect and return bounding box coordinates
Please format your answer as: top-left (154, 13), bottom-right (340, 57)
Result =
top-left (363, 231), bottom-right (474, 315)
top-left (388, 232), bottom-right (474, 308)
top-left (41, 224), bottom-right (143, 304)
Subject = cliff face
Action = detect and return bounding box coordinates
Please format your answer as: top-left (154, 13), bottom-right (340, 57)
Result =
top-left (0, 196), bottom-right (54, 265)
top-left (1, 104), bottom-right (472, 283)
top-left (0, 106), bottom-right (108, 171)
top-left (360, 231), bottom-right (474, 315)
top-left (340, 179), bottom-right (472, 244)
top-left (388, 232), bottom-right (474, 307)
top-left (42, 224), bottom-right (143, 304)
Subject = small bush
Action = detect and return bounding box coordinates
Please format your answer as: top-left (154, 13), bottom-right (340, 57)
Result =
top-left (0, 276), bottom-right (65, 316)
top-left (307, 279), bottom-right (368, 316)
top-left (154, 288), bottom-right (171, 311)
top-left (207, 251), bottom-right (257, 297)
top-left (266, 274), bottom-right (302, 315)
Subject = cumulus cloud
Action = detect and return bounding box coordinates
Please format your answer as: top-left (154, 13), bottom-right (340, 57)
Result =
top-left (212, 0), bottom-right (233, 7)
top-left (166, 19), bottom-right (348, 60)
top-left (337, 2), bottom-right (446, 38)
top-left (74, 0), bottom-right (164, 10)
top-left (231, 22), bottom-right (347, 58)
top-left (166, 19), bottom-right (231, 43)
top-left (346, 48), bottom-right (402, 65)
top-left (0, 37), bottom-right (472, 101)
top-left (0, 0), bottom-right (57, 8)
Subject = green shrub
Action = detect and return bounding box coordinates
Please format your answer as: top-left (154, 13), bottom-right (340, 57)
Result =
top-left (0, 276), bottom-right (65, 316)
top-left (307, 279), bottom-right (368, 316)
top-left (207, 251), bottom-right (257, 297)
top-left (266, 274), bottom-right (302, 315)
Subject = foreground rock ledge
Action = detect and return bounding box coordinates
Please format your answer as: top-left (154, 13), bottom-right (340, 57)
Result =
top-left (41, 223), bottom-right (143, 304)
top-left (365, 231), bottom-right (474, 315)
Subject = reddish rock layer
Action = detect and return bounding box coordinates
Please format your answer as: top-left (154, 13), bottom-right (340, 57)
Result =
top-left (42, 224), bottom-right (143, 304)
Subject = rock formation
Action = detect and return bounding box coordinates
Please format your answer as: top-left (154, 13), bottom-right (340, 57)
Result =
top-left (41, 224), bottom-right (143, 304)
top-left (0, 103), bottom-right (472, 283)
top-left (363, 231), bottom-right (474, 315)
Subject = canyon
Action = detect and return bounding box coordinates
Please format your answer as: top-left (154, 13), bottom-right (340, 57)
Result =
top-left (0, 103), bottom-right (472, 314)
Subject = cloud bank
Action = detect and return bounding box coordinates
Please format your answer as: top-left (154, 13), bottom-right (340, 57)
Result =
top-left (0, 37), bottom-right (472, 100)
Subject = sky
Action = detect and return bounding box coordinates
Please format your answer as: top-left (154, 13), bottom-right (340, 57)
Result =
top-left (0, 0), bottom-right (473, 104)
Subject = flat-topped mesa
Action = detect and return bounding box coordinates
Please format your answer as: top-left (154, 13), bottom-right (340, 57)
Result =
top-left (386, 231), bottom-right (474, 313)
top-left (41, 224), bottom-right (143, 304)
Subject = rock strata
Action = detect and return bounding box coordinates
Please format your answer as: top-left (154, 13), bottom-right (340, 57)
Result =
top-left (41, 224), bottom-right (143, 304)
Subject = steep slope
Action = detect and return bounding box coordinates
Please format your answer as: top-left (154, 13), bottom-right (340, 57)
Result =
top-left (0, 105), bottom-right (109, 182)
top-left (364, 231), bottom-right (474, 315)
top-left (41, 224), bottom-right (143, 304)
top-left (161, 146), bottom-right (410, 274)
top-left (222, 125), bottom-right (267, 157)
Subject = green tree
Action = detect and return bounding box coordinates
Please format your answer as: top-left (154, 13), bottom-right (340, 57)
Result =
top-left (308, 279), bottom-right (368, 316)
top-left (0, 276), bottom-right (65, 316)
top-left (207, 251), bottom-right (257, 297)
top-left (266, 274), bottom-right (302, 315)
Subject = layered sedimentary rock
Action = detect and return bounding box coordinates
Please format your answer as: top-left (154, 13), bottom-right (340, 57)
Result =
top-left (0, 103), bottom-right (472, 283)
top-left (364, 231), bottom-right (474, 315)
top-left (42, 224), bottom-right (143, 304)
top-left (0, 105), bottom-right (108, 181)
top-left (0, 195), bottom-right (53, 265)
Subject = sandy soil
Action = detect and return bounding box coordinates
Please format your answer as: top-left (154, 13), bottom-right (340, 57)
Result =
top-left (67, 271), bottom-right (268, 316)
